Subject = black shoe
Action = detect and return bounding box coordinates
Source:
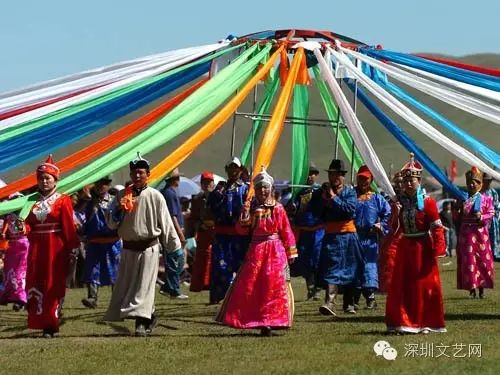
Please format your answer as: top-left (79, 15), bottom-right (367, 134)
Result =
top-left (479, 288), bottom-right (485, 299)
top-left (81, 298), bottom-right (97, 309)
top-left (12, 303), bottom-right (24, 312)
top-left (145, 314), bottom-right (158, 334)
top-left (319, 304), bottom-right (336, 317)
top-left (42, 329), bottom-right (54, 338)
top-left (366, 299), bottom-right (378, 310)
top-left (135, 324), bottom-right (147, 337)
top-left (469, 289), bottom-right (477, 299)
top-left (260, 327), bottom-right (273, 337)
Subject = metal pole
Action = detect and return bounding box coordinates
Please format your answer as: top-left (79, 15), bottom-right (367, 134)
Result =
top-left (250, 84), bottom-right (258, 176)
top-left (230, 92), bottom-right (238, 157)
top-left (334, 78), bottom-right (342, 158)
top-left (350, 61), bottom-right (359, 185)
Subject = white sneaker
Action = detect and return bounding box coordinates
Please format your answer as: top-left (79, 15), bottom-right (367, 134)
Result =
top-left (170, 294), bottom-right (189, 300)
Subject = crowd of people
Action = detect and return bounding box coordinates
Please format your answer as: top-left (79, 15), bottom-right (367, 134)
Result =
top-left (0, 152), bottom-right (498, 338)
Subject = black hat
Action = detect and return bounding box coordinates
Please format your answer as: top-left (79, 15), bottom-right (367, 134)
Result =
top-left (129, 152), bottom-right (150, 171)
top-left (325, 159), bottom-right (347, 173)
top-left (483, 173), bottom-right (494, 181)
top-left (96, 176), bottom-right (112, 185)
top-left (309, 162), bottom-right (320, 175)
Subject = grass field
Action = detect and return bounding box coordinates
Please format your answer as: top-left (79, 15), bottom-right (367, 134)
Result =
top-left (0, 258), bottom-right (499, 374)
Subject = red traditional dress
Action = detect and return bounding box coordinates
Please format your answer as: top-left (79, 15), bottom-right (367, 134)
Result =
top-left (189, 190), bottom-right (214, 292)
top-left (385, 191), bottom-right (446, 333)
top-left (216, 201), bottom-right (297, 329)
top-left (378, 199), bottom-right (401, 293)
top-left (25, 191), bottom-right (79, 332)
top-left (457, 193), bottom-right (495, 291)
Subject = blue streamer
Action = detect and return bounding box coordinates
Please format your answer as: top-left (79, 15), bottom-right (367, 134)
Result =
top-left (0, 62), bottom-right (210, 173)
top-left (361, 63), bottom-right (500, 166)
top-left (345, 80), bottom-right (467, 200)
top-left (362, 48), bottom-right (500, 92)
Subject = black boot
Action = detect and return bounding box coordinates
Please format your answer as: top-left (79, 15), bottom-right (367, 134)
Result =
top-left (260, 326), bottom-right (273, 337)
top-left (363, 288), bottom-right (377, 309)
top-left (343, 286), bottom-right (356, 314)
top-left (82, 283), bottom-right (98, 308)
top-left (145, 313), bottom-right (159, 334)
top-left (478, 288), bottom-right (485, 299)
top-left (319, 284), bottom-right (337, 316)
top-left (135, 318), bottom-right (148, 337)
top-left (42, 329), bottom-right (55, 338)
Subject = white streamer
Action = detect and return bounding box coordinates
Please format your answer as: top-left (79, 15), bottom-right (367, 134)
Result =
top-left (342, 47), bottom-right (500, 126)
top-left (0, 42), bottom-right (228, 131)
top-left (313, 48), bottom-right (396, 197)
top-left (332, 45), bottom-right (500, 180)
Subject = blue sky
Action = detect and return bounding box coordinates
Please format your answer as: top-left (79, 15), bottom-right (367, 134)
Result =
top-left (1, 0), bottom-right (499, 92)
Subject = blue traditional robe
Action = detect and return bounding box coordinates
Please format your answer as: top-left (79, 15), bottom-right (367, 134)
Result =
top-left (83, 194), bottom-right (121, 286)
top-left (291, 185), bottom-right (324, 279)
top-left (207, 181), bottom-right (250, 303)
top-left (312, 186), bottom-right (365, 286)
top-left (483, 188), bottom-right (500, 260)
top-left (354, 190), bottom-right (391, 289)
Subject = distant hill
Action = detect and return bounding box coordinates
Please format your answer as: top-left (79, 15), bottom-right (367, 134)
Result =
top-left (2, 53), bottom-right (499, 188)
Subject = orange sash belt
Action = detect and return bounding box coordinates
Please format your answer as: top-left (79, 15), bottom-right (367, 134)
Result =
top-left (324, 220), bottom-right (356, 234)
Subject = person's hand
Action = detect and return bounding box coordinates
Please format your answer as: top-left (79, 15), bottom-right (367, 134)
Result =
top-left (372, 222), bottom-right (383, 234)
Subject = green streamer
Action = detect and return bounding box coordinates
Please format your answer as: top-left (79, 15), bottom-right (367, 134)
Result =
top-left (0, 43), bottom-right (272, 216)
top-left (291, 85), bottom-right (310, 197)
top-left (313, 66), bottom-right (364, 173)
top-left (239, 68), bottom-right (279, 168)
top-left (0, 44), bottom-right (244, 142)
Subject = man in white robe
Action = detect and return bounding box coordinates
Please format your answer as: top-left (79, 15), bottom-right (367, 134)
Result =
top-left (104, 153), bottom-right (181, 336)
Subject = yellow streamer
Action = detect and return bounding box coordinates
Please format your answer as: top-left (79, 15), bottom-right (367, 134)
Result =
top-left (148, 46), bottom-right (284, 185)
top-left (248, 48), bottom-right (305, 200)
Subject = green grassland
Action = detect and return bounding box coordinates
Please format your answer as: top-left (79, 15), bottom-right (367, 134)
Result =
top-left (0, 258), bottom-right (499, 374)
top-left (1, 54), bottom-right (499, 188)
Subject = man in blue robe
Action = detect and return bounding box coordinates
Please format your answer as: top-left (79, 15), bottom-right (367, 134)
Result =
top-left (353, 166), bottom-right (391, 309)
top-left (288, 164), bottom-right (324, 300)
top-left (207, 157), bottom-right (250, 304)
top-left (81, 177), bottom-right (122, 308)
top-left (314, 159), bottom-right (365, 316)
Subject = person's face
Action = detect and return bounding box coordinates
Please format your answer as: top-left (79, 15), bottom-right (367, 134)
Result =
top-left (307, 172), bottom-right (318, 185)
top-left (37, 173), bottom-right (57, 194)
top-left (467, 177), bottom-right (482, 195)
top-left (95, 182), bottom-right (111, 197)
top-left (226, 164), bottom-right (241, 180)
top-left (130, 168), bottom-right (149, 188)
top-left (394, 178), bottom-right (404, 193)
top-left (170, 176), bottom-right (180, 188)
top-left (70, 193), bottom-right (79, 207)
top-left (403, 176), bottom-right (420, 196)
top-left (255, 184), bottom-right (272, 204)
top-left (356, 175), bottom-right (371, 192)
top-left (328, 171), bottom-right (345, 188)
top-left (482, 179), bottom-right (492, 190)
top-left (201, 179), bottom-right (214, 192)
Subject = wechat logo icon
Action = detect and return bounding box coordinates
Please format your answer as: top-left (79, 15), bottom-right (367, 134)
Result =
top-left (373, 340), bottom-right (398, 361)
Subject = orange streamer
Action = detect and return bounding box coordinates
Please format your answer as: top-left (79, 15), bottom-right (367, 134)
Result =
top-left (296, 53), bottom-right (310, 85)
top-left (148, 47), bottom-right (284, 185)
top-left (279, 48), bottom-right (289, 86)
top-left (0, 79), bottom-right (207, 199)
top-left (248, 48), bottom-right (305, 200)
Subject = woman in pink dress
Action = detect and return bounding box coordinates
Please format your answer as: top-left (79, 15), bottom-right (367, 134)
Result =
top-left (457, 167), bottom-right (495, 299)
top-left (0, 195), bottom-right (29, 311)
top-left (216, 167), bottom-right (297, 336)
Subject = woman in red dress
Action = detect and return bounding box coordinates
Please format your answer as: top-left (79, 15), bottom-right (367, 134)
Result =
top-left (385, 154), bottom-right (446, 334)
top-left (25, 155), bottom-right (79, 338)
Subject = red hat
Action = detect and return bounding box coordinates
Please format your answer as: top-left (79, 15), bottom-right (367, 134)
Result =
top-left (201, 171), bottom-right (214, 181)
top-left (36, 154), bottom-right (60, 180)
top-left (400, 153), bottom-right (423, 178)
top-left (357, 165), bottom-right (373, 179)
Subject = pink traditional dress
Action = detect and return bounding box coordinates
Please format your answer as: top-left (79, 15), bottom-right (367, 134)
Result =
top-left (216, 200), bottom-right (297, 330)
top-left (0, 213), bottom-right (29, 306)
top-left (457, 191), bottom-right (495, 291)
